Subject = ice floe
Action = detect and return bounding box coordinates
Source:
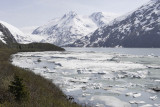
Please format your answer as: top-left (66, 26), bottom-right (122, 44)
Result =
top-left (150, 95), bottom-right (157, 100)
top-left (126, 92), bottom-right (141, 98)
top-left (11, 48), bottom-right (160, 107)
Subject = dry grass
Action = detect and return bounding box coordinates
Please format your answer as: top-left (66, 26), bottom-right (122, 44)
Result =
top-left (0, 48), bottom-right (81, 107)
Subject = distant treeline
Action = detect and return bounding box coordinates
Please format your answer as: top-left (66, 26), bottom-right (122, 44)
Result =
top-left (0, 42), bottom-right (65, 52)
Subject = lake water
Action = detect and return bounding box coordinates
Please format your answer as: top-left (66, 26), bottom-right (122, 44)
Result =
top-left (12, 48), bottom-right (160, 107)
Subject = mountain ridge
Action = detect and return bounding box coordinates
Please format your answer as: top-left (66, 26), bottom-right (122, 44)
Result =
top-left (32, 11), bottom-right (118, 46)
top-left (70, 0), bottom-right (160, 48)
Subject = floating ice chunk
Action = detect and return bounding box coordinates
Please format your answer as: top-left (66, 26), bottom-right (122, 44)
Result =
top-left (124, 83), bottom-right (137, 88)
top-left (129, 100), bottom-right (136, 104)
top-left (90, 95), bottom-right (131, 107)
top-left (95, 103), bottom-right (104, 107)
top-left (136, 70), bottom-right (149, 78)
top-left (103, 87), bottom-right (112, 90)
top-left (108, 89), bottom-right (123, 94)
top-left (125, 70), bottom-right (149, 79)
top-left (117, 74), bottom-right (125, 79)
top-left (126, 92), bottom-right (141, 98)
top-left (133, 93), bottom-right (141, 98)
top-left (93, 83), bottom-right (101, 89)
top-left (146, 89), bottom-right (156, 93)
top-left (147, 65), bottom-right (160, 69)
top-left (82, 93), bottom-right (86, 97)
top-left (137, 70), bottom-right (150, 75)
top-left (129, 100), bottom-right (145, 104)
top-left (140, 104), bottom-right (153, 107)
top-left (138, 101), bottom-right (146, 104)
top-left (150, 95), bottom-right (157, 100)
top-left (126, 92), bottom-right (134, 96)
top-left (82, 93), bottom-right (90, 97)
top-left (154, 104), bottom-right (160, 107)
top-left (155, 80), bottom-right (160, 82)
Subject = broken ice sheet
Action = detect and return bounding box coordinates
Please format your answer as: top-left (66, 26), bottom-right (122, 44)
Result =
top-left (12, 48), bottom-right (160, 107)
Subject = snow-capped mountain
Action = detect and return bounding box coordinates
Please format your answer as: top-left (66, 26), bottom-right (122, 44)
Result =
top-left (71, 0), bottom-right (160, 48)
top-left (32, 11), bottom-right (118, 46)
top-left (0, 21), bottom-right (33, 44)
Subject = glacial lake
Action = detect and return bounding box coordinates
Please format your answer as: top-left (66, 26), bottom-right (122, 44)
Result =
top-left (12, 48), bottom-right (160, 107)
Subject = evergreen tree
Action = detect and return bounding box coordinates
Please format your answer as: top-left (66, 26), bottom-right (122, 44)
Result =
top-left (8, 75), bottom-right (29, 102)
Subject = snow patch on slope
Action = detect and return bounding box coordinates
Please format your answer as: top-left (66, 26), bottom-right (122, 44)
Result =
top-left (0, 31), bottom-right (6, 44)
top-left (20, 26), bottom-right (39, 34)
top-left (90, 12), bottom-right (119, 27)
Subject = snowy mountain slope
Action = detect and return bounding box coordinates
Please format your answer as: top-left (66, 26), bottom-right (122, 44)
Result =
top-left (0, 21), bottom-right (43, 44)
top-left (0, 21), bottom-right (33, 44)
top-left (90, 12), bottom-right (119, 27)
top-left (20, 26), bottom-right (39, 34)
top-left (0, 22), bottom-right (17, 44)
top-left (71, 0), bottom-right (160, 47)
top-left (32, 11), bottom-right (118, 46)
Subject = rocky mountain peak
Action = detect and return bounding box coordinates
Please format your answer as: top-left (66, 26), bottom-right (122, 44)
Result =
top-left (62, 11), bottom-right (78, 19)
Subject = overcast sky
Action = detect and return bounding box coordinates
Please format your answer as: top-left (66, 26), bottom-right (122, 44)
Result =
top-left (0, 0), bottom-right (150, 28)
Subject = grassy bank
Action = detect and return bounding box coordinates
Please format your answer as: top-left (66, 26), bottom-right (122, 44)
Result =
top-left (0, 45), bottom-right (81, 107)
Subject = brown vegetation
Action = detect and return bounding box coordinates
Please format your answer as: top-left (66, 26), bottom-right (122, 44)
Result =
top-left (0, 46), bottom-right (81, 107)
